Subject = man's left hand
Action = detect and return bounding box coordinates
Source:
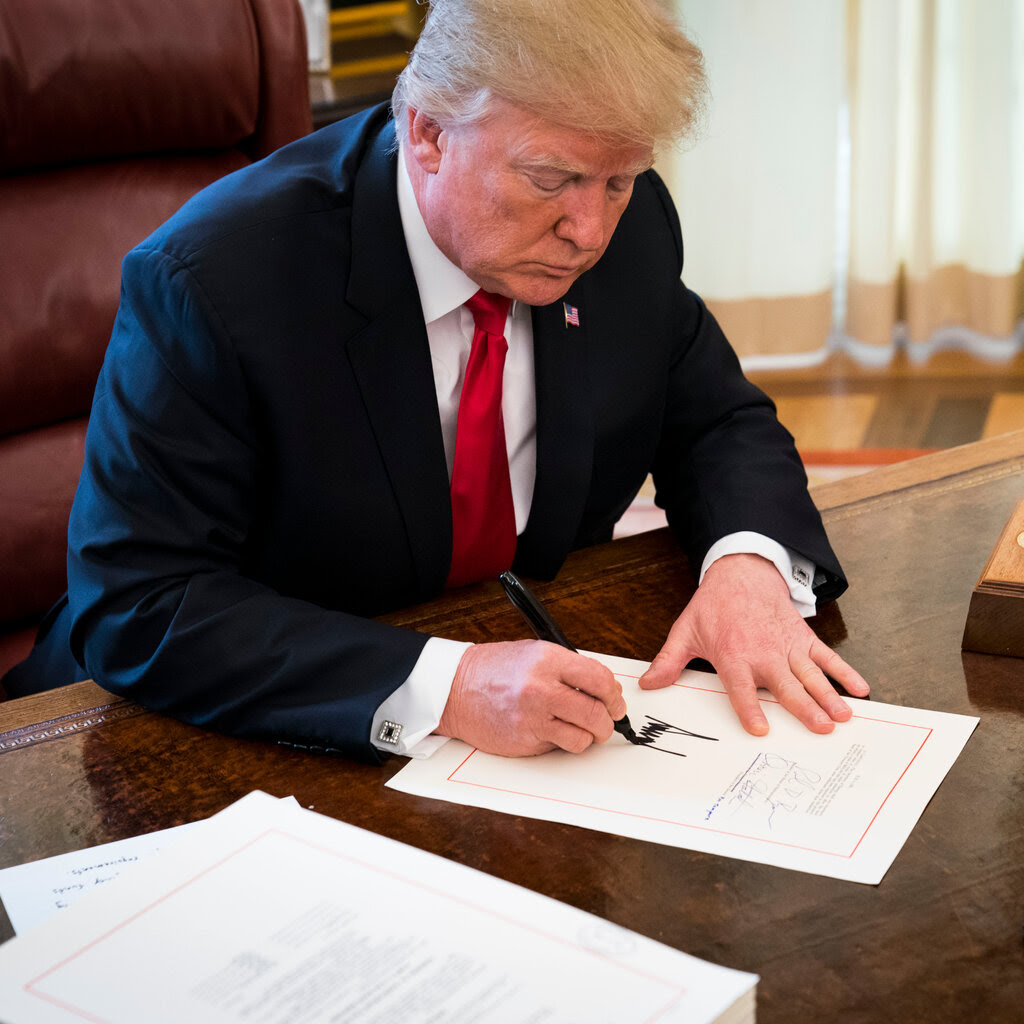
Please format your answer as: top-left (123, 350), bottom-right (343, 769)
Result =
top-left (639, 553), bottom-right (869, 735)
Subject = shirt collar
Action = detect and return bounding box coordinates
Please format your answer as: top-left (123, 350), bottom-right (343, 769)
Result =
top-left (396, 145), bottom-right (480, 325)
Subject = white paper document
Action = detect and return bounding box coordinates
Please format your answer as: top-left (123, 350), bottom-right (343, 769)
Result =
top-left (388, 652), bottom-right (979, 884)
top-left (0, 798), bottom-right (301, 936)
top-left (0, 820), bottom-right (201, 935)
top-left (0, 790), bottom-right (757, 1024)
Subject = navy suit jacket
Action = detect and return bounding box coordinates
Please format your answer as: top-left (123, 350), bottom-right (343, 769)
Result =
top-left (6, 105), bottom-right (845, 761)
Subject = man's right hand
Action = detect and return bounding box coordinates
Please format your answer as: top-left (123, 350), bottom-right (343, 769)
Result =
top-left (436, 640), bottom-right (626, 756)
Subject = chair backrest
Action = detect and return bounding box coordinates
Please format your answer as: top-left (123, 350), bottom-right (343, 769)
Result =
top-left (0, 0), bottom-right (312, 682)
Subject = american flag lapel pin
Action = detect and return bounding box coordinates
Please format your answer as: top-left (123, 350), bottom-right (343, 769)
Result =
top-left (563, 302), bottom-right (580, 327)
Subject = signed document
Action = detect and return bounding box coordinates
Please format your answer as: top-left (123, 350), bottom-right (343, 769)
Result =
top-left (0, 791), bottom-right (756, 1024)
top-left (388, 653), bottom-right (979, 884)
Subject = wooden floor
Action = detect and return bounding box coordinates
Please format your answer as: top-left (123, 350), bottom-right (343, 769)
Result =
top-left (618, 347), bottom-right (1024, 535)
top-left (748, 348), bottom-right (1024, 485)
top-left (614, 348), bottom-right (1024, 536)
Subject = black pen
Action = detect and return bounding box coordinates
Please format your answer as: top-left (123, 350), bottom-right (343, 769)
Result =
top-left (499, 571), bottom-right (640, 745)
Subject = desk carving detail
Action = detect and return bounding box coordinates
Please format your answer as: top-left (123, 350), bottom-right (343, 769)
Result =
top-left (0, 701), bottom-right (146, 754)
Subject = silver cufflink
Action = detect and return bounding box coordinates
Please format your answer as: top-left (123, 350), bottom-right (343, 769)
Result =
top-left (792, 565), bottom-right (811, 587)
top-left (377, 720), bottom-right (403, 745)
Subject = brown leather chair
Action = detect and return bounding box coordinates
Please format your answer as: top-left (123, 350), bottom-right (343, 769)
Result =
top-left (0, 0), bottom-right (313, 693)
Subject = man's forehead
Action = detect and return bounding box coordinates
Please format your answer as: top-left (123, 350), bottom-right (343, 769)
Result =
top-left (514, 147), bottom-right (654, 178)
top-left (504, 129), bottom-right (653, 179)
top-left (475, 98), bottom-right (653, 178)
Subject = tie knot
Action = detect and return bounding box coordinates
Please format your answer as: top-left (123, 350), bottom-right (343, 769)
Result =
top-left (465, 288), bottom-right (511, 338)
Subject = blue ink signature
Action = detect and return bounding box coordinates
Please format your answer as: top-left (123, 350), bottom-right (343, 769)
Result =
top-left (717, 753), bottom-right (821, 829)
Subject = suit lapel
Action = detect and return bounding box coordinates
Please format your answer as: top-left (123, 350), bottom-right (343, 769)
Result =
top-left (514, 281), bottom-right (594, 579)
top-left (344, 123), bottom-right (452, 593)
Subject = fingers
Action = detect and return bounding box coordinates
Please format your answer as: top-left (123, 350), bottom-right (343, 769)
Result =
top-left (526, 696), bottom-right (623, 754)
top-left (744, 641), bottom-right (868, 736)
top-left (650, 554), bottom-right (869, 738)
top-left (441, 610), bottom-right (868, 755)
top-left (638, 614), bottom-right (696, 691)
top-left (715, 661), bottom-right (770, 737)
top-left (786, 641), bottom-right (870, 729)
top-left (719, 656), bottom-right (834, 737)
top-left (558, 649), bottom-right (627, 721)
top-left (438, 640), bottom-right (626, 757)
top-left (515, 649), bottom-right (622, 753)
top-left (768, 668), bottom-right (841, 734)
top-left (811, 641), bottom-right (871, 698)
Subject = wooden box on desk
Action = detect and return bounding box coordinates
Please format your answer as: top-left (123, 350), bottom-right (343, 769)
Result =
top-left (962, 499), bottom-right (1024, 657)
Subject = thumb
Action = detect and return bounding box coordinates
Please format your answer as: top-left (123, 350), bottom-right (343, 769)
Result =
top-left (639, 610), bottom-right (698, 690)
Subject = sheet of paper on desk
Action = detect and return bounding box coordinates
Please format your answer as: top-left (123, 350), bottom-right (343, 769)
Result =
top-left (0, 819), bottom-right (201, 935)
top-left (0, 796), bottom-right (298, 935)
top-left (388, 652), bottom-right (979, 885)
top-left (0, 790), bottom-right (757, 1024)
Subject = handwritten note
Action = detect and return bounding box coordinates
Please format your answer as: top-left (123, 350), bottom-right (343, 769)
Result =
top-left (388, 652), bottom-right (978, 884)
top-left (0, 823), bottom-right (200, 935)
top-left (0, 799), bottom-right (301, 936)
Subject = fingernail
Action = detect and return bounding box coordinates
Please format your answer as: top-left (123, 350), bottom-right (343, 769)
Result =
top-left (751, 718), bottom-right (769, 736)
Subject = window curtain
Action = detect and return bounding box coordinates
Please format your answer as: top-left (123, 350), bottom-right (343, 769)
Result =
top-left (668, 0), bottom-right (1024, 369)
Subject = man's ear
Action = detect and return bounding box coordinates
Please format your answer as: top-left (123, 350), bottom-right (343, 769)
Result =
top-left (406, 108), bottom-right (445, 174)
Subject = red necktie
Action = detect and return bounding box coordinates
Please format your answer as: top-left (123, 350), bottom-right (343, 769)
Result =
top-left (446, 289), bottom-right (517, 588)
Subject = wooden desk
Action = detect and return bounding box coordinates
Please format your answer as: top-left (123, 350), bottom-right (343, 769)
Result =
top-left (3, 432), bottom-right (1023, 1022)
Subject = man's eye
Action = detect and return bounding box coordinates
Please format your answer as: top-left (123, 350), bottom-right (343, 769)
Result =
top-left (530, 176), bottom-right (568, 193)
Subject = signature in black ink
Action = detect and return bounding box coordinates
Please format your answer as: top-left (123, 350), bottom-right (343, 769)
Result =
top-left (636, 716), bottom-right (719, 757)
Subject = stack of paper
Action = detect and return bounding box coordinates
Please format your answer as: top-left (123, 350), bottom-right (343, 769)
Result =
top-left (0, 791), bottom-right (757, 1024)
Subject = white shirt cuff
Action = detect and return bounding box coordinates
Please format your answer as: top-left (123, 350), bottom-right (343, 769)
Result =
top-left (699, 531), bottom-right (818, 618)
top-left (370, 636), bottom-right (472, 758)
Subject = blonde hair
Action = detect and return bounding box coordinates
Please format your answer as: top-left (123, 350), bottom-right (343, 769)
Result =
top-left (392, 0), bottom-right (707, 153)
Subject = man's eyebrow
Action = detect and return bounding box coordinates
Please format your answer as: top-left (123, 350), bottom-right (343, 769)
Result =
top-left (515, 155), bottom-right (578, 175)
top-left (623, 157), bottom-right (655, 177)
top-left (515, 155), bottom-right (654, 178)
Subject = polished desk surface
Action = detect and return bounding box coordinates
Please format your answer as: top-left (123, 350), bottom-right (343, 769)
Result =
top-left (2, 433), bottom-right (1023, 1022)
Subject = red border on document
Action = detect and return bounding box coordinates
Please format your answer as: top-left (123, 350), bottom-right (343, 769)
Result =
top-left (25, 830), bottom-right (694, 1024)
top-left (446, 676), bottom-right (933, 860)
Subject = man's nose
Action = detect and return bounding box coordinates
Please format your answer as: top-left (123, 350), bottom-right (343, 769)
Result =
top-left (554, 187), bottom-right (610, 252)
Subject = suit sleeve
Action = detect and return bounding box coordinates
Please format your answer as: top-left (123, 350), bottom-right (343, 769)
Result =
top-left (67, 247), bottom-right (427, 763)
top-left (643, 179), bottom-right (847, 603)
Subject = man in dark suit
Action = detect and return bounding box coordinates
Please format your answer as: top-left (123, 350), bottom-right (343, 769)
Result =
top-left (4, 0), bottom-right (868, 760)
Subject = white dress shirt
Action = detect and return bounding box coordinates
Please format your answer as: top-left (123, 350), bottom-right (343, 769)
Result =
top-left (370, 151), bottom-right (817, 757)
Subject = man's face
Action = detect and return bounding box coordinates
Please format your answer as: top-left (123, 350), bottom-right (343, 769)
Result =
top-left (409, 99), bottom-right (653, 306)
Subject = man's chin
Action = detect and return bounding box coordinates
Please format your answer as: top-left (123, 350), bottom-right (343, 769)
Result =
top-left (499, 271), bottom-right (583, 308)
